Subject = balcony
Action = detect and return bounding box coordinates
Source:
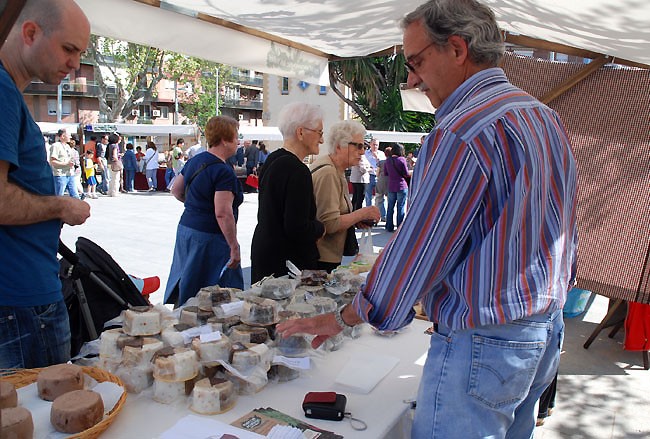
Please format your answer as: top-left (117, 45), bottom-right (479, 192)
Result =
top-left (222, 98), bottom-right (263, 110)
top-left (24, 80), bottom-right (104, 98)
top-left (228, 73), bottom-right (263, 88)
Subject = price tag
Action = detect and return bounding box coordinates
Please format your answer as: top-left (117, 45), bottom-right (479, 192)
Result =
top-left (181, 325), bottom-right (215, 344)
top-left (200, 331), bottom-right (222, 343)
top-left (219, 300), bottom-right (244, 317)
top-left (272, 356), bottom-right (311, 370)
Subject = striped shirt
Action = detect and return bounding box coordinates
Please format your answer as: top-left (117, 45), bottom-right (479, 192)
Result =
top-left (351, 68), bottom-right (578, 331)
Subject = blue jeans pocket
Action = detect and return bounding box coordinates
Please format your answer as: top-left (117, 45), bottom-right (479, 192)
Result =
top-left (468, 334), bottom-right (545, 408)
top-left (0, 308), bottom-right (23, 369)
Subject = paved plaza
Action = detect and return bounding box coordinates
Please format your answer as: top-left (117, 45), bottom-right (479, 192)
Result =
top-left (60, 191), bottom-right (649, 438)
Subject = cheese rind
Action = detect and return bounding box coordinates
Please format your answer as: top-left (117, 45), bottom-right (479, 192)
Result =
top-left (50, 389), bottom-right (104, 434)
top-left (37, 364), bottom-right (84, 401)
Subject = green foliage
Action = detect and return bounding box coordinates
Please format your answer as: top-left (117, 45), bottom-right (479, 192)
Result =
top-left (86, 35), bottom-right (225, 126)
top-left (329, 53), bottom-right (436, 138)
top-left (180, 66), bottom-right (228, 129)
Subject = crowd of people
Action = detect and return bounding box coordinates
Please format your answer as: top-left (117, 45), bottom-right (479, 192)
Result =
top-left (43, 131), bottom-right (205, 197)
top-left (1, 0), bottom-right (577, 438)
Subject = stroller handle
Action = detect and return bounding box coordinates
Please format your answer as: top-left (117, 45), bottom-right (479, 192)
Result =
top-left (58, 239), bottom-right (80, 265)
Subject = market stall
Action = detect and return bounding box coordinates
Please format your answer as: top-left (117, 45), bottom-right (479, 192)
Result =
top-left (100, 319), bottom-right (429, 439)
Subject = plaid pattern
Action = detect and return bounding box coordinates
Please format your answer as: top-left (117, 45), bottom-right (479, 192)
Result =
top-left (502, 53), bottom-right (650, 304)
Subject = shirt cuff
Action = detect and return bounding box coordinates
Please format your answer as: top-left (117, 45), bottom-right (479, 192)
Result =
top-left (350, 289), bottom-right (375, 324)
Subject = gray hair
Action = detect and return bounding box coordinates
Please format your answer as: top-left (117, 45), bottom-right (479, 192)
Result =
top-left (401, 0), bottom-right (505, 67)
top-left (277, 102), bottom-right (324, 141)
top-left (17, 0), bottom-right (64, 35)
top-left (325, 120), bottom-right (366, 155)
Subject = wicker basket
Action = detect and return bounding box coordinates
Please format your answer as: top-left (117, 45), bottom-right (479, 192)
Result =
top-left (0, 366), bottom-right (126, 439)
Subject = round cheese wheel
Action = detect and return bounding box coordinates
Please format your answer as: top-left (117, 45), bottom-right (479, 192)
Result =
top-left (50, 389), bottom-right (104, 434)
top-left (1, 407), bottom-right (34, 439)
top-left (0, 381), bottom-right (18, 409)
top-left (37, 364), bottom-right (84, 401)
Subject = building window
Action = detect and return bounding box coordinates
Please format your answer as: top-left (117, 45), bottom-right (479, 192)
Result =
top-left (47, 99), bottom-right (71, 116)
top-left (160, 106), bottom-right (169, 119)
top-left (281, 77), bottom-right (289, 95)
top-left (139, 104), bottom-right (151, 119)
top-left (319, 85), bottom-right (327, 95)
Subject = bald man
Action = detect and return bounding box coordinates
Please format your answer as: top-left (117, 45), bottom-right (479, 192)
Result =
top-left (0, 0), bottom-right (91, 368)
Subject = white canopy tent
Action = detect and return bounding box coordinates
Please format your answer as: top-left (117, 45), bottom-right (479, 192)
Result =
top-left (71, 1), bottom-right (649, 145)
top-left (238, 126), bottom-right (283, 142)
top-left (36, 122), bottom-right (81, 135)
top-left (76, 0), bottom-right (650, 85)
top-left (239, 125), bottom-right (427, 144)
top-left (84, 123), bottom-right (197, 137)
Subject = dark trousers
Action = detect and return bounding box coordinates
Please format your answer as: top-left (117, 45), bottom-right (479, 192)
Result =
top-left (351, 183), bottom-right (366, 211)
top-left (538, 373), bottom-right (558, 418)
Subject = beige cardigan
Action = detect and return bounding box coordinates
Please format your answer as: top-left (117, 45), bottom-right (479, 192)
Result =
top-left (310, 155), bottom-right (352, 264)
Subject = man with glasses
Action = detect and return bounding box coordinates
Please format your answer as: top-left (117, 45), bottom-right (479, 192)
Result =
top-left (0, 0), bottom-right (91, 368)
top-left (278, 1), bottom-right (578, 437)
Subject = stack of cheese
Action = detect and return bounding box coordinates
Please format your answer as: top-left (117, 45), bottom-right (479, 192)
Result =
top-left (1, 363), bottom-right (104, 437)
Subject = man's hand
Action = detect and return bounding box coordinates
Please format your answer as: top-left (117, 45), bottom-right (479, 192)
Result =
top-left (59, 197), bottom-right (90, 226)
top-left (227, 245), bottom-right (241, 269)
top-left (276, 313), bottom-right (343, 349)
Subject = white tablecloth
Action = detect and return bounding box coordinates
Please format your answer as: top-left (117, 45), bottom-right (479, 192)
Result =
top-left (101, 319), bottom-right (431, 439)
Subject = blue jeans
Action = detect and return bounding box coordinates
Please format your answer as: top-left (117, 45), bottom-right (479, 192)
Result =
top-left (124, 169), bottom-right (135, 191)
top-left (386, 188), bottom-right (407, 231)
top-left (165, 168), bottom-right (174, 186)
top-left (99, 158), bottom-right (109, 193)
top-left (146, 169), bottom-right (158, 190)
top-left (54, 175), bottom-right (79, 198)
top-left (0, 300), bottom-right (71, 369)
top-left (365, 174), bottom-right (376, 207)
top-left (412, 310), bottom-right (564, 439)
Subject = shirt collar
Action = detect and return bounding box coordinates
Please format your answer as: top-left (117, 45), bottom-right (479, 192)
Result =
top-left (435, 67), bottom-right (509, 120)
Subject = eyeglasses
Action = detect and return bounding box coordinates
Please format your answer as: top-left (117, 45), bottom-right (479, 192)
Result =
top-left (303, 127), bottom-right (323, 137)
top-left (404, 41), bottom-right (436, 73)
top-left (348, 142), bottom-right (365, 150)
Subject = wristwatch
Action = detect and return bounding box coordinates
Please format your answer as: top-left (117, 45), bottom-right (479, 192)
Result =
top-left (334, 305), bottom-right (355, 331)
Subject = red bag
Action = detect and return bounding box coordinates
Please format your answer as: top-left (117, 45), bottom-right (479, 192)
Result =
top-left (245, 173), bottom-right (259, 189)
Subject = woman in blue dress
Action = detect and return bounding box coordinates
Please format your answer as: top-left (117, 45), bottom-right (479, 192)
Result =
top-left (164, 116), bottom-right (244, 307)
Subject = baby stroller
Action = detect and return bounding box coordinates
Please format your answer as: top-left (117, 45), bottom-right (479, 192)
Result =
top-left (59, 237), bottom-right (152, 357)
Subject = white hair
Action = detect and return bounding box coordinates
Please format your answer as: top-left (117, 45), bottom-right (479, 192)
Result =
top-left (277, 102), bottom-right (324, 141)
top-left (325, 120), bottom-right (366, 155)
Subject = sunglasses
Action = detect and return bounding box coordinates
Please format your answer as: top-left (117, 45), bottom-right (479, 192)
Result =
top-left (348, 142), bottom-right (365, 150)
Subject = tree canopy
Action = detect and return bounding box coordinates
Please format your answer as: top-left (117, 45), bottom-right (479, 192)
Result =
top-left (86, 35), bottom-right (225, 127)
top-left (329, 53), bottom-right (436, 141)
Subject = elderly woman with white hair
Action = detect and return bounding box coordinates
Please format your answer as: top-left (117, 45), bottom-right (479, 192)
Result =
top-left (250, 102), bottom-right (326, 283)
top-left (311, 120), bottom-right (381, 272)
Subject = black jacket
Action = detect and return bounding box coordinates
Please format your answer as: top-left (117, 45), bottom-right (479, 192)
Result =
top-left (251, 149), bottom-right (324, 282)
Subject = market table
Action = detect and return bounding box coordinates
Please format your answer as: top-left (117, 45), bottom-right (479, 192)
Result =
top-left (101, 318), bottom-right (431, 438)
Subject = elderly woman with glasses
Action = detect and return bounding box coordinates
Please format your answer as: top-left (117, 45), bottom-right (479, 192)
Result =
top-left (310, 120), bottom-right (381, 272)
top-left (250, 102), bottom-right (326, 283)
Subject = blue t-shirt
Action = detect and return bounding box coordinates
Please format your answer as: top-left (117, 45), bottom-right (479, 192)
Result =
top-left (179, 152), bottom-right (243, 234)
top-left (0, 63), bottom-right (62, 306)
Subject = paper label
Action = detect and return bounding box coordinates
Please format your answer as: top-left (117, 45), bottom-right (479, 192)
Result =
top-left (200, 331), bottom-right (222, 343)
top-left (219, 300), bottom-right (244, 317)
top-left (272, 356), bottom-right (311, 370)
top-left (181, 325), bottom-right (214, 344)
